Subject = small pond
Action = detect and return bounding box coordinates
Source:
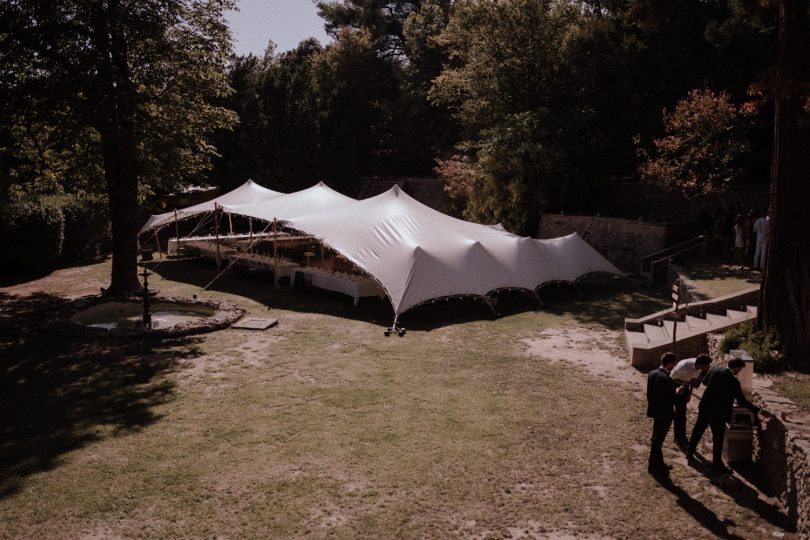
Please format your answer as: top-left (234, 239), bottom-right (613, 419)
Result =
top-left (71, 302), bottom-right (216, 331)
top-left (54, 295), bottom-right (246, 338)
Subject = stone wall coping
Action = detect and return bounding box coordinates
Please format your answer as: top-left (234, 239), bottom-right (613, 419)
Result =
top-left (540, 214), bottom-right (698, 227)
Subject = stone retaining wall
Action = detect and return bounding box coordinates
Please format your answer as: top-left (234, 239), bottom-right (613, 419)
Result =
top-left (537, 214), bottom-right (700, 270)
top-left (707, 334), bottom-right (810, 537)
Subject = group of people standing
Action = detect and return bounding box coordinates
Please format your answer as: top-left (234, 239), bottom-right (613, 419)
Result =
top-left (646, 352), bottom-right (759, 475)
top-left (701, 206), bottom-right (769, 269)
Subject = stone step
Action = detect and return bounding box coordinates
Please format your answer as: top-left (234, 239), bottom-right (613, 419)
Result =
top-left (685, 315), bottom-right (709, 330)
top-left (706, 313), bottom-right (730, 327)
top-left (625, 330), bottom-right (648, 346)
top-left (746, 305), bottom-right (758, 317)
top-left (726, 309), bottom-right (749, 321)
top-left (644, 323), bottom-right (668, 342)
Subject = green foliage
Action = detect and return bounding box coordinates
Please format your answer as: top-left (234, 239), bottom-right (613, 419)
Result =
top-left (45, 194), bottom-right (112, 261)
top-left (0, 199), bottom-right (64, 273)
top-left (318, 0), bottom-right (426, 58)
top-left (720, 322), bottom-right (785, 373)
top-left (431, 0), bottom-right (594, 233)
top-left (639, 89), bottom-right (756, 197)
top-left (134, 0), bottom-right (239, 198)
top-left (0, 0), bottom-right (238, 200)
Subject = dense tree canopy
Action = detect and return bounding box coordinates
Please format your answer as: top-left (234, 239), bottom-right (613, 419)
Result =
top-left (1, 0), bottom-right (237, 292)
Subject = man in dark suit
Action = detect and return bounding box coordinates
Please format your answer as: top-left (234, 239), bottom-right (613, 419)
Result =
top-left (687, 358), bottom-right (759, 473)
top-left (647, 352), bottom-right (678, 474)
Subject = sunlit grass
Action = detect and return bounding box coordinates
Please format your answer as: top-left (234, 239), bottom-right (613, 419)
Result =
top-left (0, 258), bottom-right (793, 538)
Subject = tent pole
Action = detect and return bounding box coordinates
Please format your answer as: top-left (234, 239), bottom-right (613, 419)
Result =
top-left (533, 291), bottom-right (545, 308)
top-left (483, 295), bottom-right (499, 317)
top-left (153, 229), bottom-right (163, 259)
top-left (249, 217), bottom-right (253, 252)
top-left (204, 222), bottom-right (272, 290)
top-left (273, 218), bottom-right (279, 289)
top-left (228, 212), bottom-right (233, 236)
top-left (174, 209), bottom-right (179, 243)
top-left (214, 203), bottom-right (221, 271)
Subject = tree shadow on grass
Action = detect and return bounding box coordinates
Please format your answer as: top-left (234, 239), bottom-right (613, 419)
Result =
top-left (673, 256), bottom-right (762, 287)
top-left (0, 291), bottom-right (205, 500)
top-left (538, 276), bottom-right (671, 331)
top-left (683, 457), bottom-right (795, 533)
top-left (653, 473), bottom-right (746, 540)
top-left (148, 259), bottom-right (670, 333)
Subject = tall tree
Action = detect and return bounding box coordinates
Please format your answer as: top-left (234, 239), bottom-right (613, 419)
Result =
top-left (318, 0), bottom-right (423, 58)
top-left (1, 0), bottom-right (236, 294)
top-left (431, 0), bottom-right (601, 233)
top-left (758, 0), bottom-right (810, 361)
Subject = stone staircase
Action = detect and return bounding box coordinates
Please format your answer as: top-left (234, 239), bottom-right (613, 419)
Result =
top-left (625, 287), bottom-right (760, 371)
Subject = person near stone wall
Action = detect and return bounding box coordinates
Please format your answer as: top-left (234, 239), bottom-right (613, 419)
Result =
top-left (753, 209), bottom-right (770, 270)
top-left (734, 215), bottom-right (746, 268)
top-left (670, 354), bottom-right (712, 447)
top-left (686, 357), bottom-right (760, 473)
top-left (647, 352), bottom-right (678, 474)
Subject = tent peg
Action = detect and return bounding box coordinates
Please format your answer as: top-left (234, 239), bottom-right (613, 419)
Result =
top-left (384, 316), bottom-right (406, 337)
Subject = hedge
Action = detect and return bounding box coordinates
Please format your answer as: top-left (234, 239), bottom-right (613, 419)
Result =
top-left (0, 194), bottom-right (112, 274)
top-left (46, 193), bottom-right (112, 261)
top-left (0, 198), bottom-right (64, 273)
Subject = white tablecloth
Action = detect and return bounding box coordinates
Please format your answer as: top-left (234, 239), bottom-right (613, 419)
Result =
top-left (234, 253), bottom-right (299, 278)
top-left (291, 269), bottom-right (384, 305)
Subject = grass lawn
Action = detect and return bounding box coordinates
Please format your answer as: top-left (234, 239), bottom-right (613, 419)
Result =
top-left (671, 253), bottom-right (762, 300)
top-left (0, 257), bottom-right (797, 539)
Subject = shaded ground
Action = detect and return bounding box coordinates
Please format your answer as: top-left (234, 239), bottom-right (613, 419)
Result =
top-left (0, 258), bottom-right (797, 539)
top-left (671, 252), bottom-right (762, 301)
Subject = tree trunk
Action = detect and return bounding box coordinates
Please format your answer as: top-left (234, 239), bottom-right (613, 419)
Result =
top-left (758, 0), bottom-right (810, 361)
top-left (93, 1), bottom-right (141, 295)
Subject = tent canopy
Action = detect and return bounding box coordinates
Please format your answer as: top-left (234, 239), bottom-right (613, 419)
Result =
top-left (141, 181), bottom-right (621, 317)
top-left (220, 181), bottom-right (356, 223)
top-left (139, 179), bottom-right (283, 233)
top-left (284, 185), bottom-right (620, 315)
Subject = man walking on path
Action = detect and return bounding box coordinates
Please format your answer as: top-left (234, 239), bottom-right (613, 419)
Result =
top-left (753, 209), bottom-right (769, 270)
top-left (670, 354), bottom-right (712, 447)
top-left (687, 358), bottom-right (759, 473)
top-left (647, 352), bottom-right (678, 474)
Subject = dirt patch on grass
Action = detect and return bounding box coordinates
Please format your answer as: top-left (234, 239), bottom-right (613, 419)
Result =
top-left (522, 326), bottom-right (640, 386)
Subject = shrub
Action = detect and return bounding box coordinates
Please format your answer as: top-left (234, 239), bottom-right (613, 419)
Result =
top-left (639, 89), bottom-right (755, 197)
top-left (0, 198), bottom-right (64, 273)
top-left (46, 193), bottom-right (112, 261)
top-left (720, 321), bottom-right (785, 373)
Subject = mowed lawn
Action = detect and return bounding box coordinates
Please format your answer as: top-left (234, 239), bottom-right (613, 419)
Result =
top-left (0, 258), bottom-right (796, 539)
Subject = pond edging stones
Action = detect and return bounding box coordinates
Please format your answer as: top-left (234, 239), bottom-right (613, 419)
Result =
top-left (51, 295), bottom-right (246, 339)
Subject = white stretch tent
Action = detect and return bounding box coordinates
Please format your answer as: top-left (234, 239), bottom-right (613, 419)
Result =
top-left (221, 181), bottom-right (356, 223)
top-left (222, 183), bottom-right (621, 317)
top-left (139, 179), bottom-right (283, 233)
